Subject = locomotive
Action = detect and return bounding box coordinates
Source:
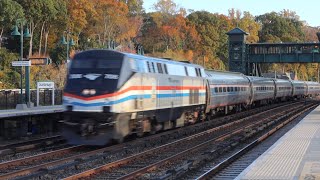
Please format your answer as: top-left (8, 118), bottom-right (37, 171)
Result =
top-left (62, 50), bottom-right (320, 145)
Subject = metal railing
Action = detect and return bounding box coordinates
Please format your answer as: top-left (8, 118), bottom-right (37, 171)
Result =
top-left (0, 89), bottom-right (63, 110)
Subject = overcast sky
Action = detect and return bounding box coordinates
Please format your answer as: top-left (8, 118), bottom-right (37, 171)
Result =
top-left (143, 0), bottom-right (319, 27)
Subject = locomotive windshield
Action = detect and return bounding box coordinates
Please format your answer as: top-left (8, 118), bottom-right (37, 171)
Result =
top-left (65, 57), bottom-right (123, 96)
top-left (71, 58), bottom-right (122, 70)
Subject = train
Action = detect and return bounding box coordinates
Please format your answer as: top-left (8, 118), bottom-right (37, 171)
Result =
top-left (62, 49), bottom-right (320, 145)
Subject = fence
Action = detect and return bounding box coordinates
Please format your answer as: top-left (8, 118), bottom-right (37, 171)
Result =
top-left (0, 89), bottom-right (63, 110)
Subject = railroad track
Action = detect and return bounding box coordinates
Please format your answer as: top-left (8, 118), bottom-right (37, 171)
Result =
top-left (0, 101), bottom-right (307, 179)
top-left (62, 101), bottom-right (310, 180)
top-left (193, 102), bottom-right (317, 180)
top-left (0, 135), bottom-right (65, 156)
top-left (0, 145), bottom-right (89, 179)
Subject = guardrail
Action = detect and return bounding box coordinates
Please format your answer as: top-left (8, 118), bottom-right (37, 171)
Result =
top-left (0, 89), bottom-right (63, 110)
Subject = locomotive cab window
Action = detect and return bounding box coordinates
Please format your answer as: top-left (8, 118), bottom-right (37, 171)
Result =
top-left (146, 61), bottom-right (151, 72)
top-left (195, 68), bottom-right (199, 77)
top-left (185, 66), bottom-right (189, 76)
top-left (157, 63), bottom-right (163, 74)
top-left (151, 62), bottom-right (156, 73)
top-left (198, 68), bottom-right (202, 77)
top-left (164, 64), bottom-right (168, 74)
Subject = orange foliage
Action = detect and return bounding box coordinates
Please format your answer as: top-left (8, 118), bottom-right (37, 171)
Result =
top-left (67, 0), bottom-right (96, 34)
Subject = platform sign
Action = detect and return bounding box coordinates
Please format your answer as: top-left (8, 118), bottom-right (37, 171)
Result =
top-left (37, 81), bottom-right (55, 106)
top-left (37, 81), bottom-right (54, 89)
top-left (29, 58), bottom-right (52, 65)
top-left (12, 61), bottom-right (31, 67)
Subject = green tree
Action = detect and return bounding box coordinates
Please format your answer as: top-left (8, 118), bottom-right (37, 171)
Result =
top-left (0, 0), bottom-right (24, 47)
top-left (0, 48), bottom-right (20, 88)
top-left (256, 11), bottom-right (304, 42)
top-left (188, 11), bottom-right (230, 69)
top-left (37, 0), bottom-right (66, 56)
top-left (16, 0), bottom-right (50, 56)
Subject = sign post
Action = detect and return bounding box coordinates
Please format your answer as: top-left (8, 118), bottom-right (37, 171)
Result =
top-left (12, 61), bottom-right (31, 67)
top-left (36, 81), bottom-right (55, 106)
top-left (12, 60), bottom-right (31, 109)
top-left (12, 58), bottom-right (52, 108)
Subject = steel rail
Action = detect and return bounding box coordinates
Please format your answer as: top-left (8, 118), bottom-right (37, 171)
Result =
top-left (0, 135), bottom-right (62, 150)
top-left (0, 145), bottom-right (84, 179)
top-left (195, 103), bottom-right (317, 180)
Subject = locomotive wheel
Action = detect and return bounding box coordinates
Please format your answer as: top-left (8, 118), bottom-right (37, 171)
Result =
top-left (113, 136), bottom-right (124, 144)
top-left (137, 118), bottom-right (152, 137)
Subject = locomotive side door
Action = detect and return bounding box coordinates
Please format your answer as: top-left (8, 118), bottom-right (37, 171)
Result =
top-left (205, 79), bottom-right (211, 114)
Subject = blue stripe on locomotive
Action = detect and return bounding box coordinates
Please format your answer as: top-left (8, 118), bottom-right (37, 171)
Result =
top-left (65, 92), bottom-right (206, 107)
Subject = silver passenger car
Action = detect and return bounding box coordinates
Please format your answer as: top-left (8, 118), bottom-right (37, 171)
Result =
top-left (205, 71), bottom-right (251, 109)
top-left (305, 81), bottom-right (320, 97)
top-left (291, 80), bottom-right (307, 98)
top-left (247, 76), bottom-right (275, 103)
top-left (274, 79), bottom-right (292, 100)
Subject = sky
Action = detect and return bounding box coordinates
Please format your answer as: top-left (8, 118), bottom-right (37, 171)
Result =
top-left (143, 0), bottom-right (319, 27)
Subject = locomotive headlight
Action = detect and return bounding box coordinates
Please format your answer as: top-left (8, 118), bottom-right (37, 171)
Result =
top-left (90, 89), bottom-right (96, 95)
top-left (82, 89), bottom-right (90, 95)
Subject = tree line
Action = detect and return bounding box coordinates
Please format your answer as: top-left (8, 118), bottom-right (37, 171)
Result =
top-left (0, 0), bottom-right (319, 89)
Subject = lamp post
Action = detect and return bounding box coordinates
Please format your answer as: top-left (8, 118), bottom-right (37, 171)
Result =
top-left (11, 19), bottom-right (31, 106)
top-left (61, 30), bottom-right (75, 63)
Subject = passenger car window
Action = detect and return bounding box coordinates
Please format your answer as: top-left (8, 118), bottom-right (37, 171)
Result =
top-left (214, 87), bottom-right (218, 93)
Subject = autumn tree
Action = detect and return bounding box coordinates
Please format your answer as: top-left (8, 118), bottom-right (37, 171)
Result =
top-left (153, 0), bottom-right (178, 15)
top-left (228, 9), bottom-right (260, 43)
top-left (188, 11), bottom-right (230, 69)
top-left (120, 0), bottom-right (144, 16)
top-left (67, 0), bottom-right (96, 46)
top-left (303, 25), bottom-right (319, 42)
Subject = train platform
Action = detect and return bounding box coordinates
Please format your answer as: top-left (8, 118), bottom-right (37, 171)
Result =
top-left (0, 105), bottom-right (64, 118)
top-left (236, 105), bottom-right (320, 180)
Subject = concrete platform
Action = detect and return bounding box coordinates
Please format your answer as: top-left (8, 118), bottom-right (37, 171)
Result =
top-left (0, 105), bottom-right (64, 118)
top-left (236, 105), bottom-right (320, 180)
